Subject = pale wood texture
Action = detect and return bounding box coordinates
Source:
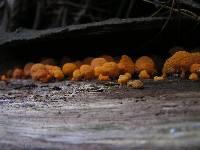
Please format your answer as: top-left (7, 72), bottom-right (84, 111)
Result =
top-left (0, 80), bottom-right (200, 149)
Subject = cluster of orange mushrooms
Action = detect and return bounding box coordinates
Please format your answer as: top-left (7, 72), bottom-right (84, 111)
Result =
top-left (0, 49), bottom-right (200, 89)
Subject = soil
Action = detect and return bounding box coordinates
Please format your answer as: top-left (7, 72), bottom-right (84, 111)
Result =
top-left (0, 79), bottom-right (200, 150)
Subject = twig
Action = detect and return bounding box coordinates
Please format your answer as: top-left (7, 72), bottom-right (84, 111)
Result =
top-left (0, 2), bottom-right (8, 32)
top-left (161, 0), bottom-right (175, 31)
top-left (143, 0), bottom-right (200, 22)
top-left (33, 1), bottom-right (43, 29)
top-left (150, 0), bottom-right (171, 17)
top-left (61, 8), bottom-right (67, 26)
top-left (126, 0), bottom-right (136, 18)
top-left (74, 0), bottom-right (91, 24)
top-left (116, 1), bottom-right (127, 17)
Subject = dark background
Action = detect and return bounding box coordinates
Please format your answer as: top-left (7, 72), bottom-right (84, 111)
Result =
top-left (0, 0), bottom-right (200, 69)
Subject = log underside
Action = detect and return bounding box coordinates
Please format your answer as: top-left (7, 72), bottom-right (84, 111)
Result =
top-left (0, 80), bottom-right (200, 150)
top-left (0, 17), bottom-right (200, 65)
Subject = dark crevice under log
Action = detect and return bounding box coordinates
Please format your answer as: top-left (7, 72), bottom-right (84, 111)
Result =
top-left (0, 17), bottom-right (199, 62)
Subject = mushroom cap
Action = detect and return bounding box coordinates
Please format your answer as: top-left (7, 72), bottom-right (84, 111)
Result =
top-left (72, 69), bottom-right (82, 81)
top-left (190, 64), bottom-right (200, 73)
top-left (95, 62), bottom-right (119, 78)
top-left (24, 63), bottom-right (34, 77)
top-left (62, 63), bottom-right (77, 76)
top-left (135, 56), bottom-right (156, 74)
top-left (162, 51), bottom-right (190, 74)
top-left (91, 58), bottom-right (107, 68)
top-left (139, 70), bottom-right (150, 80)
top-left (31, 63), bottom-right (53, 82)
top-left (179, 52), bottom-right (200, 72)
top-left (189, 73), bottom-right (199, 81)
top-left (80, 65), bottom-right (94, 80)
top-left (12, 68), bottom-right (24, 79)
top-left (118, 55), bottom-right (134, 74)
top-left (127, 80), bottom-right (144, 89)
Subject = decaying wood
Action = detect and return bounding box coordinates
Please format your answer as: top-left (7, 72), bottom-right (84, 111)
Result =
top-left (0, 17), bottom-right (197, 48)
top-left (0, 80), bottom-right (200, 149)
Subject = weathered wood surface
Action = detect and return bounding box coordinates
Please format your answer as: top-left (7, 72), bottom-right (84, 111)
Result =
top-left (0, 80), bottom-right (200, 150)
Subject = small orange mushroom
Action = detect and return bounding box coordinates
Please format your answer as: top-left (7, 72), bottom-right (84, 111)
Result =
top-left (1, 75), bottom-right (9, 82)
top-left (162, 51), bottom-right (200, 78)
top-left (118, 55), bottom-right (134, 74)
top-left (80, 65), bottom-right (94, 80)
top-left (188, 63), bottom-right (200, 81)
top-left (118, 75), bottom-right (129, 85)
top-left (72, 69), bottom-right (82, 81)
top-left (127, 80), bottom-right (144, 89)
top-left (190, 63), bottom-right (200, 74)
top-left (62, 63), bottom-right (78, 77)
top-left (124, 73), bottom-right (132, 79)
top-left (117, 73), bottom-right (132, 85)
top-left (139, 70), bottom-right (150, 80)
top-left (154, 76), bottom-right (165, 81)
top-left (24, 63), bottom-right (34, 78)
top-left (189, 73), bottom-right (199, 81)
top-left (45, 65), bottom-right (64, 80)
top-left (50, 66), bottom-right (64, 80)
top-left (12, 68), bottom-right (24, 79)
top-left (98, 74), bottom-right (110, 81)
top-left (179, 53), bottom-right (200, 78)
top-left (95, 62), bottom-right (119, 78)
top-left (91, 58), bottom-right (107, 68)
top-left (162, 51), bottom-right (190, 77)
top-left (135, 56), bottom-right (156, 79)
top-left (31, 63), bottom-right (53, 83)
